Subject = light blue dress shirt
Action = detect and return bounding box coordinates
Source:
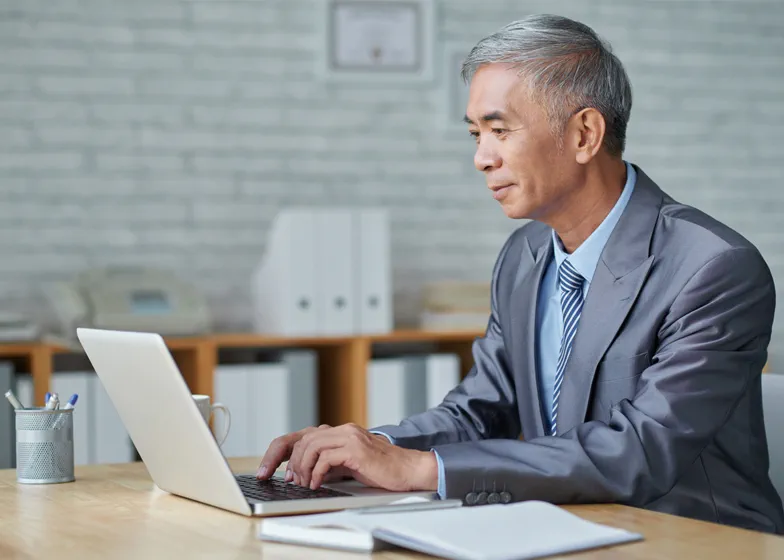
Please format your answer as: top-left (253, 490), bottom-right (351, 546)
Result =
top-left (536, 161), bottom-right (636, 433)
top-left (377, 161), bottom-right (637, 498)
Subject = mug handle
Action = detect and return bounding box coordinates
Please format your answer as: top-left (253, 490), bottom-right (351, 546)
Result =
top-left (210, 402), bottom-right (231, 447)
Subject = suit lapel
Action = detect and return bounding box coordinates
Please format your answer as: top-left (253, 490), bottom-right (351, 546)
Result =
top-left (510, 233), bottom-right (552, 440)
top-left (555, 255), bottom-right (653, 433)
top-left (555, 165), bottom-right (663, 434)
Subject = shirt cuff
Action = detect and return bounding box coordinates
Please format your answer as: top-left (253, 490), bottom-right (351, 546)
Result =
top-left (370, 431), bottom-right (395, 445)
top-left (433, 449), bottom-right (446, 499)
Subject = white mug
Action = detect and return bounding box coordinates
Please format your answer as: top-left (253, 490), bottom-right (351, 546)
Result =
top-left (193, 394), bottom-right (231, 447)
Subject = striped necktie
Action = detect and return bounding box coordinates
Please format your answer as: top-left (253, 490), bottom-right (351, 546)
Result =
top-left (551, 259), bottom-right (585, 436)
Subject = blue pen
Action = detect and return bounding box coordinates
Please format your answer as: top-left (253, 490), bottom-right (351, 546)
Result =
top-left (62, 394), bottom-right (78, 410)
top-left (45, 392), bottom-right (51, 405)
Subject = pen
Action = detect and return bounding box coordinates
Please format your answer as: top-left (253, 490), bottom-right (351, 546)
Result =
top-left (53, 394), bottom-right (77, 429)
top-left (62, 394), bottom-right (78, 410)
top-left (4, 390), bottom-right (23, 410)
top-left (45, 392), bottom-right (59, 410)
top-left (354, 499), bottom-right (463, 515)
top-left (45, 392), bottom-right (51, 405)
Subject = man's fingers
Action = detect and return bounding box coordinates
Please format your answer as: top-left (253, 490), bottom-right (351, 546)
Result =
top-left (257, 433), bottom-right (298, 479)
top-left (310, 448), bottom-right (350, 490)
top-left (287, 425), bottom-right (332, 484)
top-left (257, 425), bottom-right (327, 479)
top-left (297, 433), bottom-right (346, 488)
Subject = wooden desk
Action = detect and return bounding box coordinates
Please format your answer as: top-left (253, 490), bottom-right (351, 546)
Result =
top-left (0, 458), bottom-right (781, 559)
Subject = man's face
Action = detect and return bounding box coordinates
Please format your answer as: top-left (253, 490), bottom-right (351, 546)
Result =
top-left (465, 64), bottom-right (579, 221)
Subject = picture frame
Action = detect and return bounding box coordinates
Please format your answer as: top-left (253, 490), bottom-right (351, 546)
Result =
top-left (436, 40), bottom-right (475, 132)
top-left (317, 0), bottom-right (435, 83)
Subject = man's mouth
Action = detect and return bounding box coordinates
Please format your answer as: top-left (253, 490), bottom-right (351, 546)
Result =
top-left (489, 184), bottom-right (514, 200)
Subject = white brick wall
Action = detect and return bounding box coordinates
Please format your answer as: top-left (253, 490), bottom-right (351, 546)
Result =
top-left (1, 0), bottom-right (783, 367)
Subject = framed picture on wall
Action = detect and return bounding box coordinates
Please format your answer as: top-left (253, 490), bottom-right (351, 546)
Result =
top-left (437, 41), bottom-right (474, 132)
top-left (317, 0), bottom-right (435, 82)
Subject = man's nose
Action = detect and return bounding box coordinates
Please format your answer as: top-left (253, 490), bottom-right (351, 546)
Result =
top-left (474, 140), bottom-right (502, 172)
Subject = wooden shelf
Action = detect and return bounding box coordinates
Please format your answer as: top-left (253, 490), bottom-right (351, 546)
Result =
top-left (211, 333), bottom-right (354, 348)
top-left (367, 328), bottom-right (481, 344)
top-left (0, 329), bottom-right (482, 428)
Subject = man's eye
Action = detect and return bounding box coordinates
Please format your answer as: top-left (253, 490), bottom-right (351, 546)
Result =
top-left (492, 128), bottom-right (507, 135)
top-left (469, 131), bottom-right (480, 141)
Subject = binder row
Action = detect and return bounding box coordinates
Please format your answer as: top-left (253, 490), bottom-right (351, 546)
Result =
top-left (0, 352), bottom-right (462, 468)
top-left (366, 354), bottom-right (461, 428)
top-left (214, 352), bottom-right (463, 459)
top-left (251, 207), bottom-right (393, 336)
top-left (213, 351), bottom-right (318, 459)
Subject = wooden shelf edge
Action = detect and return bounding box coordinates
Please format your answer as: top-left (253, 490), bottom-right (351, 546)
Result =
top-left (207, 329), bottom-right (484, 349)
top-left (0, 329), bottom-right (484, 359)
top-left (367, 329), bottom-right (482, 344)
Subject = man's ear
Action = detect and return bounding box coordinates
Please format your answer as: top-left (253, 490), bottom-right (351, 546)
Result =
top-left (571, 108), bottom-right (606, 164)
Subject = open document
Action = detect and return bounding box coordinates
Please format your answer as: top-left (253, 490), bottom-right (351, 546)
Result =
top-left (258, 498), bottom-right (643, 559)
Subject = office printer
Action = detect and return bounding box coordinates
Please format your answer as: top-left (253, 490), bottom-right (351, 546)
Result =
top-left (42, 266), bottom-right (212, 338)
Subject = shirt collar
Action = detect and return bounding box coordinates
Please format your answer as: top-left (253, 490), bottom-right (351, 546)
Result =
top-left (553, 161), bottom-right (637, 284)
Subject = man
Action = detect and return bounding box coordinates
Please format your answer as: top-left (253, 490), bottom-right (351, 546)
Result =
top-left (257, 14), bottom-right (784, 534)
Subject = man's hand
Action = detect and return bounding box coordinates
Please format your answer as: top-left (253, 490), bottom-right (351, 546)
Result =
top-left (256, 424), bottom-right (335, 481)
top-left (258, 423), bottom-right (439, 492)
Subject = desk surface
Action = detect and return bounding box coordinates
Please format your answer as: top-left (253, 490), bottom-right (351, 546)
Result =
top-left (0, 457), bottom-right (781, 559)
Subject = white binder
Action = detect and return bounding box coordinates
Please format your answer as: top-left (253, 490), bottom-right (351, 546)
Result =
top-left (250, 362), bottom-right (292, 456)
top-left (366, 357), bottom-right (427, 428)
top-left (14, 375), bottom-right (33, 413)
top-left (314, 208), bottom-right (356, 335)
top-left (424, 354), bottom-right (461, 409)
top-left (213, 364), bottom-right (253, 458)
top-left (354, 208), bottom-right (393, 334)
top-left (281, 350), bottom-right (318, 435)
top-left (93, 377), bottom-right (134, 464)
top-left (251, 208), bottom-right (318, 336)
top-left (214, 356), bottom-right (317, 458)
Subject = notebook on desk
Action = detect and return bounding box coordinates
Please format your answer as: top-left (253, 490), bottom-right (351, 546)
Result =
top-left (258, 499), bottom-right (643, 559)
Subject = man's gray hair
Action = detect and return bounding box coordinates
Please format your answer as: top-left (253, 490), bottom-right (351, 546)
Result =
top-left (462, 14), bottom-right (632, 156)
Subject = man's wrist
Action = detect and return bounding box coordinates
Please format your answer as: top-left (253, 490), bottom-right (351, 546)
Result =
top-left (407, 450), bottom-right (439, 492)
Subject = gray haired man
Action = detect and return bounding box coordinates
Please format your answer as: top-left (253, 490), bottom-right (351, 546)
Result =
top-left (258, 14), bottom-right (784, 534)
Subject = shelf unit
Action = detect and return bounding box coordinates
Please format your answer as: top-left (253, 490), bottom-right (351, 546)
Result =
top-left (0, 330), bottom-right (481, 428)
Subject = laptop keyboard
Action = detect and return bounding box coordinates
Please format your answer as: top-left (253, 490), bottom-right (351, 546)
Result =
top-left (235, 474), bottom-right (352, 502)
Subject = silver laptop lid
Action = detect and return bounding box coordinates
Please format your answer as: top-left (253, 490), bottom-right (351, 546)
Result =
top-left (76, 327), bottom-right (252, 515)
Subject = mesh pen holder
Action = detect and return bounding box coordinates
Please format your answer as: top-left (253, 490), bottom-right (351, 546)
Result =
top-left (15, 408), bottom-right (75, 484)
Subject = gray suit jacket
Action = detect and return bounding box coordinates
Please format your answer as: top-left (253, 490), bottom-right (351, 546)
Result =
top-left (375, 166), bottom-right (784, 534)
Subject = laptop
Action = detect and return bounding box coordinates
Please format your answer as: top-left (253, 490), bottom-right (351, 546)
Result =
top-left (76, 327), bottom-right (437, 516)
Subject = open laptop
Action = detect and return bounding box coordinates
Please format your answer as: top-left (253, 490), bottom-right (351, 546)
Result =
top-left (76, 327), bottom-right (437, 516)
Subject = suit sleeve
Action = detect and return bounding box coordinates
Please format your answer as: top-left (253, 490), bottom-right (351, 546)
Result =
top-left (430, 247), bottom-right (774, 507)
top-left (370, 235), bottom-right (522, 451)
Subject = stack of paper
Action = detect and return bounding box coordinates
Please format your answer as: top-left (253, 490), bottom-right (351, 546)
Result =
top-left (419, 281), bottom-right (491, 331)
top-left (258, 500), bottom-right (643, 559)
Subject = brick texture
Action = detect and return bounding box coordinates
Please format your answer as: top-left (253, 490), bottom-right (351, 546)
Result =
top-left (1, 0), bottom-right (783, 367)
